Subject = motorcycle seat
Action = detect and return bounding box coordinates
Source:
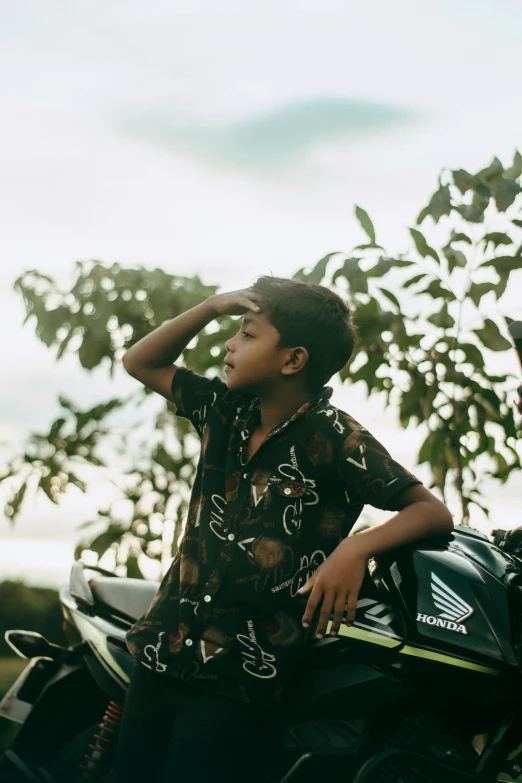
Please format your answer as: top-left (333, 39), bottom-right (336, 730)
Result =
top-left (88, 577), bottom-right (160, 621)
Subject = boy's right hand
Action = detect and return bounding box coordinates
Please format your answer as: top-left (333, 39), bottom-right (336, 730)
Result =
top-left (208, 289), bottom-right (265, 317)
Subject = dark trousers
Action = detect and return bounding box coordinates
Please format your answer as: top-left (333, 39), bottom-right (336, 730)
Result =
top-left (115, 663), bottom-right (278, 783)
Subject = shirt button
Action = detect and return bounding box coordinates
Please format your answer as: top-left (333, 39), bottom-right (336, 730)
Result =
top-left (243, 473), bottom-right (248, 479)
top-left (227, 533), bottom-right (235, 541)
top-left (185, 638), bottom-right (193, 647)
top-left (284, 488), bottom-right (292, 495)
top-left (204, 595), bottom-right (212, 602)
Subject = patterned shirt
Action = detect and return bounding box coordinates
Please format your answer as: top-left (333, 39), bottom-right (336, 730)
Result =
top-left (125, 367), bottom-right (422, 707)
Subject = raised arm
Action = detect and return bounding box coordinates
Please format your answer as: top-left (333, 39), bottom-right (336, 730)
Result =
top-left (122, 290), bottom-right (263, 400)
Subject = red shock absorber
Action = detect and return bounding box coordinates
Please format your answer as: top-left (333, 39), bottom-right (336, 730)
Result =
top-left (76, 700), bottom-right (124, 781)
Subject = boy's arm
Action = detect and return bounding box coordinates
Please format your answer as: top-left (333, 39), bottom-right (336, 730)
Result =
top-left (298, 471), bottom-right (453, 640)
top-left (298, 484), bottom-right (453, 639)
top-left (122, 290), bottom-right (262, 400)
top-left (344, 483), bottom-right (453, 559)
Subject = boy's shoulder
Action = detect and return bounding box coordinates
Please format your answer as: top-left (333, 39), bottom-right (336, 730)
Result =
top-left (302, 388), bottom-right (367, 438)
top-left (297, 393), bottom-right (369, 467)
top-left (210, 377), bottom-right (370, 452)
top-left (303, 395), bottom-right (422, 504)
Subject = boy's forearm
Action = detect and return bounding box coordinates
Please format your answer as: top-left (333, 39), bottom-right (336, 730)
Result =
top-left (122, 299), bottom-right (217, 372)
top-left (343, 502), bottom-right (454, 561)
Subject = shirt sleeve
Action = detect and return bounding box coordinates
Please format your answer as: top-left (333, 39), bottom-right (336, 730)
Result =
top-left (171, 366), bottom-right (229, 438)
top-left (338, 424), bottom-right (423, 510)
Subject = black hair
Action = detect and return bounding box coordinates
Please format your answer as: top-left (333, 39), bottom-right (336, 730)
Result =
top-left (249, 275), bottom-right (358, 394)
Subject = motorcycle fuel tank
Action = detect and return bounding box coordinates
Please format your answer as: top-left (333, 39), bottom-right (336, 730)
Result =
top-left (379, 528), bottom-right (520, 668)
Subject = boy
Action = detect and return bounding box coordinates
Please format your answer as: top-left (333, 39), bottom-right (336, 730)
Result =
top-left (116, 275), bottom-right (453, 783)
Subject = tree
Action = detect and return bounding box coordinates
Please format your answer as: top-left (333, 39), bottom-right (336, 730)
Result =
top-left (294, 153), bottom-right (522, 523)
top-left (1, 265), bottom-right (236, 577)
top-left (1, 154), bottom-right (521, 578)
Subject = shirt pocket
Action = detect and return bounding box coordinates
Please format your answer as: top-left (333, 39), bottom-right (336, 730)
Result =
top-left (266, 477), bottom-right (319, 538)
top-left (267, 477), bottom-right (309, 498)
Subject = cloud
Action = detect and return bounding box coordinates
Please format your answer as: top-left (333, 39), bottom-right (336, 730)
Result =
top-left (117, 97), bottom-right (419, 166)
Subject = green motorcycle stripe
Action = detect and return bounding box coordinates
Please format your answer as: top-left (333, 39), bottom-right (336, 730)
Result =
top-left (326, 620), bottom-right (501, 676)
top-left (74, 612), bottom-right (131, 683)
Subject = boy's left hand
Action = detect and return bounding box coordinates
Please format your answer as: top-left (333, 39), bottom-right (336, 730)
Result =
top-left (297, 538), bottom-right (367, 638)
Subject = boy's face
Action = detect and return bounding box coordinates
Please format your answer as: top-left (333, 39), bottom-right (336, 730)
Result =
top-left (223, 311), bottom-right (291, 394)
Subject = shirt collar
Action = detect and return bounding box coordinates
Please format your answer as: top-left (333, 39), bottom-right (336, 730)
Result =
top-left (245, 384), bottom-right (334, 426)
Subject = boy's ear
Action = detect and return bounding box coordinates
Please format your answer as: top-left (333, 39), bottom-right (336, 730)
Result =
top-left (282, 346), bottom-right (309, 376)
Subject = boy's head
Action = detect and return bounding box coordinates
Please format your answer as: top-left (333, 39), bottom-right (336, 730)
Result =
top-left (223, 275), bottom-right (357, 396)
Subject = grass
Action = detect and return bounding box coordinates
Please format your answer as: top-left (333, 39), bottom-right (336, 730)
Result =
top-left (0, 657), bottom-right (29, 756)
top-left (0, 657), bottom-right (27, 699)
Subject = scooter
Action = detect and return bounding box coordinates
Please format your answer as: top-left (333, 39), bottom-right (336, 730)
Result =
top-left (1, 323), bottom-right (521, 783)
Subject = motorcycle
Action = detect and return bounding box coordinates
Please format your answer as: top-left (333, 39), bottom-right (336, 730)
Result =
top-left (1, 322), bottom-right (521, 783)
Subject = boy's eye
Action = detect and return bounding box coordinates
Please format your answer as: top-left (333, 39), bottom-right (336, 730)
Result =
top-left (242, 330), bottom-right (253, 339)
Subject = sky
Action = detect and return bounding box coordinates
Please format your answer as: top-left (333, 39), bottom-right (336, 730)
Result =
top-left (1, 0), bottom-right (522, 586)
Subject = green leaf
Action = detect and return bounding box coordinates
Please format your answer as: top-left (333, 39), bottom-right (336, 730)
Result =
top-left (332, 257), bottom-right (368, 294)
top-left (453, 169), bottom-right (478, 194)
top-left (476, 157), bottom-right (504, 189)
top-left (423, 184), bottom-right (452, 223)
top-left (418, 429), bottom-right (446, 465)
top-left (126, 554), bottom-right (144, 579)
top-left (513, 219), bottom-right (522, 229)
top-left (78, 336), bottom-right (108, 370)
top-left (39, 474), bottom-right (58, 504)
top-left (391, 319), bottom-right (409, 351)
top-left (58, 395), bottom-right (78, 414)
top-left (456, 204), bottom-right (485, 223)
top-left (450, 231), bottom-right (472, 244)
top-left (474, 318), bottom-right (512, 351)
top-left (459, 342), bottom-right (484, 368)
top-left (417, 279), bottom-right (455, 301)
top-left (377, 287), bottom-right (401, 310)
top-left (353, 242), bottom-right (385, 251)
top-left (418, 432), bottom-right (433, 464)
top-left (291, 266), bottom-right (307, 282)
top-left (475, 182), bottom-right (491, 203)
top-left (152, 444), bottom-right (175, 472)
top-left (493, 274), bottom-right (510, 300)
top-left (348, 351), bottom-right (388, 395)
top-left (9, 481), bottom-right (29, 516)
top-left (354, 205), bottom-right (376, 244)
top-left (409, 228), bottom-right (440, 263)
top-left (481, 255), bottom-right (522, 274)
top-left (49, 417), bottom-right (67, 441)
top-left (56, 325), bottom-right (76, 360)
top-left (366, 256), bottom-right (412, 278)
top-left (88, 523), bottom-right (126, 557)
top-left (67, 471), bottom-right (88, 492)
top-left (427, 304), bottom-right (455, 329)
top-left (306, 252), bottom-right (340, 284)
top-left (416, 205), bottom-right (430, 225)
top-left (443, 246), bottom-right (467, 273)
top-left (495, 179), bottom-right (522, 212)
top-left (505, 150), bottom-right (522, 180)
top-left (468, 282), bottom-right (494, 308)
top-left (398, 375), bottom-right (428, 428)
top-left (483, 232), bottom-right (513, 249)
top-left (402, 273), bottom-right (428, 289)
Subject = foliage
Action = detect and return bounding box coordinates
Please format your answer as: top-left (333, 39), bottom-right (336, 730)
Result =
top-left (1, 156), bottom-right (522, 576)
top-left (3, 265), bottom-right (239, 576)
top-left (294, 153), bottom-right (522, 523)
top-left (0, 581), bottom-right (66, 657)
